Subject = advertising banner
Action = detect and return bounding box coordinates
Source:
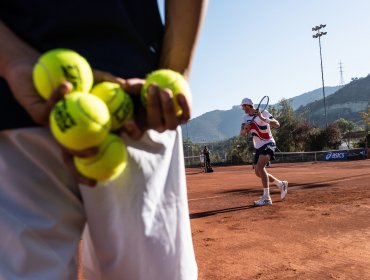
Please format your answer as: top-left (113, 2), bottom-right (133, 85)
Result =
top-left (324, 150), bottom-right (348, 161)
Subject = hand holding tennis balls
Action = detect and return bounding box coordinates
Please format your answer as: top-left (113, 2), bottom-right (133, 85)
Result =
top-left (49, 92), bottom-right (111, 150)
top-left (32, 49), bottom-right (130, 184)
top-left (90, 82), bottom-right (134, 130)
top-left (141, 69), bottom-right (191, 117)
top-left (74, 133), bottom-right (128, 181)
top-left (33, 48), bottom-right (93, 100)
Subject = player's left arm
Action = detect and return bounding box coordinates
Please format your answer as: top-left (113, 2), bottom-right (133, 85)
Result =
top-left (268, 118), bottom-right (280, 128)
top-left (260, 111), bottom-right (280, 128)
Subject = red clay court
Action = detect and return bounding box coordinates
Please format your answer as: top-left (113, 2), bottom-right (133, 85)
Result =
top-left (187, 160), bottom-right (370, 279)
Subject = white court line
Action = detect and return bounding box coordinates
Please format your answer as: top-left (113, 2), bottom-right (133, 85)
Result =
top-left (189, 195), bottom-right (225, 201)
top-left (188, 173), bottom-right (370, 202)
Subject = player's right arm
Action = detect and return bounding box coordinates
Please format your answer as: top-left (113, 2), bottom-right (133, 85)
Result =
top-left (261, 111), bottom-right (280, 128)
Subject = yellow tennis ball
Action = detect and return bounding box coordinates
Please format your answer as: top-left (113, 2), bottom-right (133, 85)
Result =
top-left (141, 69), bottom-right (191, 116)
top-left (33, 48), bottom-right (93, 100)
top-left (74, 133), bottom-right (128, 181)
top-left (50, 92), bottom-right (111, 150)
top-left (90, 82), bottom-right (134, 130)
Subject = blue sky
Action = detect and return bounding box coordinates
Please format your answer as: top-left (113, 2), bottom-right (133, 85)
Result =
top-left (159, 1), bottom-right (370, 118)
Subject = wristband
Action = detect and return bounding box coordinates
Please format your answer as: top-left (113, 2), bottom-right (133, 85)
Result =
top-left (265, 118), bottom-right (271, 124)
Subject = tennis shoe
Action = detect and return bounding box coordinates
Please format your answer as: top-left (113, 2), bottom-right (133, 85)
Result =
top-left (254, 196), bottom-right (272, 206)
top-left (280, 181), bottom-right (288, 200)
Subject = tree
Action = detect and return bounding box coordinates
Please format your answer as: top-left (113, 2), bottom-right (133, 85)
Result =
top-left (309, 123), bottom-right (341, 150)
top-left (334, 118), bottom-right (356, 133)
top-left (182, 139), bottom-right (203, 166)
top-left (359, 105), bottom-right (370, 150)
top-left (333, 118), bottom-right (357, 148)
top-left (292, 122), bottom-right (315, 151)
top-left (274, 99), bottom-right (298, 152)
top-left (359, 105), bottom-right (370, 129)
top-left (225, 136), bottom-right (252, 164)
top-left (210, 151), bottom-right (221, 164)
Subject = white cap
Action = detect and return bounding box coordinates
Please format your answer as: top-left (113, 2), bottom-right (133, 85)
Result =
top-left (241, 98), bottom-right (253, 107)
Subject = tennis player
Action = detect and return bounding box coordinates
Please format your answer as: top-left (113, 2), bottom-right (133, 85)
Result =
top-left (239, 97), bottom-right (288, 206)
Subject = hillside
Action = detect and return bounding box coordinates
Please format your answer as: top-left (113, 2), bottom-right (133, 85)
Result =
top-left (296, 75), bottom-right (370, 126)
top-left (182, 107), bottom-right (242, 142)
top-left (182, 78), bottom-right (369, 143)
top-left (287, 85), bottom-right (342, 110)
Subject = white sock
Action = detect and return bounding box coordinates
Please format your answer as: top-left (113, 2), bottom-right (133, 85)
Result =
top-left (273, 180), bottom-right (283, 188)
top-left (263, 188), bottom-right (270, 197)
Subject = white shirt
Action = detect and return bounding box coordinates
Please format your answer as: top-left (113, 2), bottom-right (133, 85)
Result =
top-left (241, 110), bottom-right (275, 149)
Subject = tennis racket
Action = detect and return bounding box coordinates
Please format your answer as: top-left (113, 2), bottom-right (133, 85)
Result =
top-left (255, 95), bottom-right (270, 114)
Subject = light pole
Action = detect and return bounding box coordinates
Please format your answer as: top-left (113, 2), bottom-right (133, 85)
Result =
top-left (312, 24), bottom-right (328, 128)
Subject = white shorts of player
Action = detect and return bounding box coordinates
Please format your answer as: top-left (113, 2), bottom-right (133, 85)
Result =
top-left (0, 127), bottom-right (197, 280)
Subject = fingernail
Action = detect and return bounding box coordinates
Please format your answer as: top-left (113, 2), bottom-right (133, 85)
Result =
top-left (148, 84), bottom-right (158, 94)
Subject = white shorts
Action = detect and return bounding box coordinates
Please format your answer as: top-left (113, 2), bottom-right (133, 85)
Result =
top-left (0, 127), bottom-right (197, 280)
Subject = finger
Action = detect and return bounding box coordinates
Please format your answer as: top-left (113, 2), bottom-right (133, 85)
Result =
top-left (121, 120), bottom-right (144, 140)
top-left (146, 84), bottom-right (165, 131)
top-left (93, 69), bottom-right (122, 84)
top-left (159, 88), bottom-right (177, 130)
top-left (63, 146), bottom-right (99, 158)
top-left (176, 93), bottom-right (191, 124)
top-left (92, 70), bottom-right (131, 96)
top-left (61, 148), bottom-right (97, 187)
top-left (122, 78), bottom-right (145, 96)
top-left (39, 82), bottom-right (73, 127)
top-left (47, 82), bottom-right (72, 105)
top-left (111, 77), bottom-right (127, 88)
top-left (93, 70), bottom-right (144, 99)
top-left (74, 173), bottom-right (97, 187)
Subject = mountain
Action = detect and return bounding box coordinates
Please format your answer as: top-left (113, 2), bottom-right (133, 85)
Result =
top-left (182, 78), bottom-right (369, 143)
top-left (295, 75), bottom-right (370, 126)
top-left (286, 85), bottom-right (342, 110)
top-left (182, 106), bottom-right (242, 143)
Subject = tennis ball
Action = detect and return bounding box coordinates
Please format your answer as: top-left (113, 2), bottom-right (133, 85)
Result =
top-left (90, 82), bottom-right (134, 130)
top-left (74, 133), bottom-right (128, 181)
top-left (33, 48), bottom-right (93, 100)
top-left (141, 69), bottom-right (191, 116)
top-left (50, 92), bottom-right (111, 150)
